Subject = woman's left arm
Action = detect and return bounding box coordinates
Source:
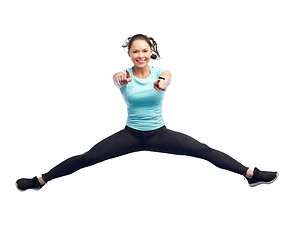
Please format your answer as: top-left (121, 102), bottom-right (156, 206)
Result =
top-left (160, 70), bottom-right (172, 86)
top-left (154, 70), bottom-right (172, 92)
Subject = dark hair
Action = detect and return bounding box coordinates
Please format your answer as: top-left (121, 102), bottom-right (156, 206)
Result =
top-left (122, 34), bottom-right (161, 60)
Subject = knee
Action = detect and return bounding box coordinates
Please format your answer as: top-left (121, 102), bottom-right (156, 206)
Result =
top-left (193, 143), bottom-right (212, 157)
top-left (83, 150), bottom-right (105, 166)
top-left (82, 152), bottom-right (96, 166)
top-left (199, 143), bottom-right (211, 153)
top-left (80, 152), bottom-right (94, 166)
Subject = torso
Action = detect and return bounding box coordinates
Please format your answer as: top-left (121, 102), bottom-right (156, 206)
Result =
top-left (120, 66), bottom-right (166, 131)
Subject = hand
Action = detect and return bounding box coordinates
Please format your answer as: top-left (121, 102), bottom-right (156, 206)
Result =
top-left (154, 79), bottom-right (166, 92)
top-left (118, 70), bottom-right (132, 86)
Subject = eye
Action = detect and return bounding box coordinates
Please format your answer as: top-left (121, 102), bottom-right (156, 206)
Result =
top-left (133, 50), bottom-right (138, 53)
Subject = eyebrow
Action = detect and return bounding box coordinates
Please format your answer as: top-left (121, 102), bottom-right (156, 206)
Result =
top-left (132, 48), bottom-right (149, 51)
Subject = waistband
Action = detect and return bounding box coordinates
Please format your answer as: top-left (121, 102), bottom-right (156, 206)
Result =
top-left (125, 125), bottom-right (166, 134)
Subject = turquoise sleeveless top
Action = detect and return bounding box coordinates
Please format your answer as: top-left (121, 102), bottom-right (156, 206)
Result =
top-left (120, 66), bottom-right (166, 131)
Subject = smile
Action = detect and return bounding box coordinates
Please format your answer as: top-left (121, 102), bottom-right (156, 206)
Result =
top-left (136, 59), bottom-right (146, 64)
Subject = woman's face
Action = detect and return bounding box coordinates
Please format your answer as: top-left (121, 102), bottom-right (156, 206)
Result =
top-left (128, 40), bottom-right (152, 68)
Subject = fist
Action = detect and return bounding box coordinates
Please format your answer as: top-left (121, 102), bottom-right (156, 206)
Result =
top-left (154, 79), bottom-right (166, 92)
top-left (118, 70), bottom-right (132, 86)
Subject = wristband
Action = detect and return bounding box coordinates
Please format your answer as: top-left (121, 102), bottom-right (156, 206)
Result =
top-left (158, 76), bottom-right (166, 83)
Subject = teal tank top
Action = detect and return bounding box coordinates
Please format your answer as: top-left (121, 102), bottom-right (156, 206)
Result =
top-left (120, 66), bottom-right (166, 131)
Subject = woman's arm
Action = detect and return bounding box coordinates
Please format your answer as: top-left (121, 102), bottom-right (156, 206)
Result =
top-left (113, 72), bottom-right (124, 88)
top-left (154, 70), bottom-right (172, 92)
top-left (160, 70), bottom-right (172, 86)
top-left (113, 70), bottom-right (132, 88)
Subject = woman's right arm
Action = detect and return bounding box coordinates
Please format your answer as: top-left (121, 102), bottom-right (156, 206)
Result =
top-left (113, 70), bottom-right (132, 88)
top-left (113, 72), bottom-right (124, 88)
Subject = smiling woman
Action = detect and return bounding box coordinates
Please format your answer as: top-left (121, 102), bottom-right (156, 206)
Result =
top-left (16, 34), bottom-right (278, 191)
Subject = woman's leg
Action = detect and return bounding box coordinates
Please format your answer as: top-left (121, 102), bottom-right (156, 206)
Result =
top-left (41, 128), bottom-right (144, 183)
top-left (145, 127), bottom-right (249, 176)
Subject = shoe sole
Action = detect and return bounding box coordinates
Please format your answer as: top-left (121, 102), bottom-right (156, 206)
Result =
top-left (249, 172), bottom-right (279, 187)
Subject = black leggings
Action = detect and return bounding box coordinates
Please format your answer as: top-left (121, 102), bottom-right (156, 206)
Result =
top-left (42, 126), bottom-right (248, 183)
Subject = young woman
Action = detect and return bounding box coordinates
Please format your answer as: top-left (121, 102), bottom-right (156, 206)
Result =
top-left (16, 34), bottom-right (278, 191)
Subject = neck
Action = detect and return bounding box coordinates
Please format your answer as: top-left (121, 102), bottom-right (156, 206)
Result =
top-left (132, 65), bottom-right (150, 78)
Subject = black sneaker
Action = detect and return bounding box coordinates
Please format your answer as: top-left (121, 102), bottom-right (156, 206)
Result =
top-left (16, 177), bottom-right (44, 191)
top-left (247, 167), bottom-right (279, 187)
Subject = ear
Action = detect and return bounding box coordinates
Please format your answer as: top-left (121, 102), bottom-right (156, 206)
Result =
top-left (128, 51), bottom-right (131, 57)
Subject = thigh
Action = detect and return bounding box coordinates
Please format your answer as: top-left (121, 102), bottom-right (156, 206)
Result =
top-left (84, 128), bottom-right (144, 164)
top-left (145, 128), bottom-right (207, 156)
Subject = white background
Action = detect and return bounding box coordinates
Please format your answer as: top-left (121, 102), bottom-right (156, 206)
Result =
top-left (1, 0), bottom-right (294, 239)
